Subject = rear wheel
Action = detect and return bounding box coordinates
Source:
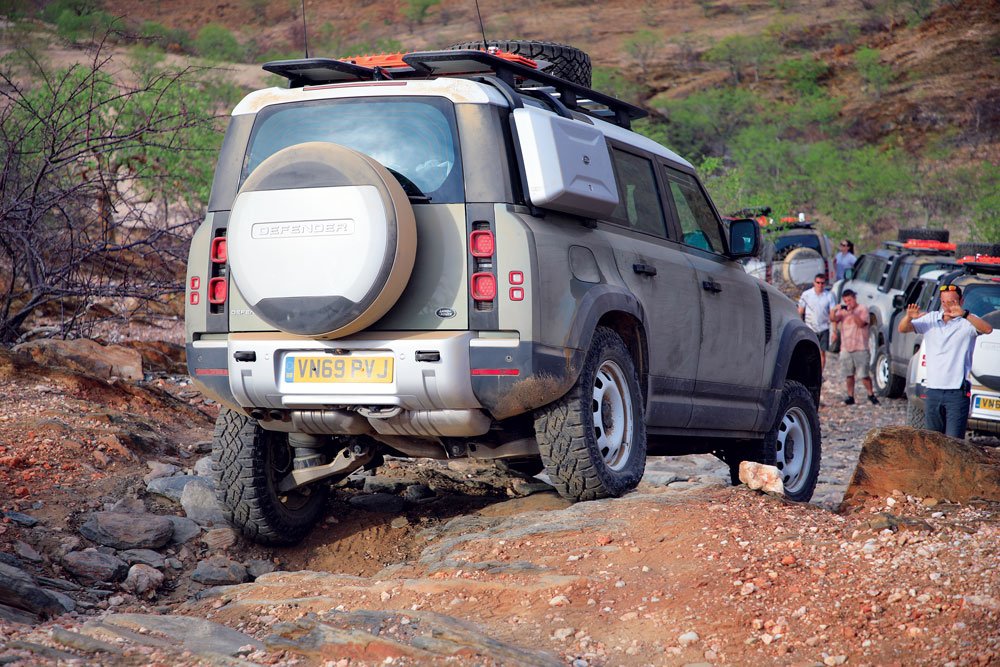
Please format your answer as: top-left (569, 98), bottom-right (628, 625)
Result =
top-left (873, 345), bottom-right (905, 398)
top-left (725, 381), bottom-right (821, 502)
top-left (535, 327), bottom-right (645, 501)
top-left (212, 409), bottom-right (328, 545)
top-left (446, 39), bottom-right (592, 87)
top-left (897, 228), bottom-right (949, 243)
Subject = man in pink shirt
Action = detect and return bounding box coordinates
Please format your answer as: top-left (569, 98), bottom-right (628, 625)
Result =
top-left (830, 289), bottom-right (880, 406)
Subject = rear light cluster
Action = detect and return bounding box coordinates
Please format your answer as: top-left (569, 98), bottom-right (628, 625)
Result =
top-left (207, 230), bottom-right (228, 313)
top-left (469, 223), bottom-right (495, 310)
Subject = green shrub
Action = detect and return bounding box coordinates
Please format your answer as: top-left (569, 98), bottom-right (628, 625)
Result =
top-left (51, 2), bottom-right (116, 43)
top-left (140, 21), bottom-right (190, 52)
top-left (855, 47), bottom-right (892, 98)
top-left (652, 87), bottom-right (759, 160)
top-left (776, 56), bottom-right (830, 95)
top-left (704, 34), bottom-right (780, 84)
top-left (194, 24), bottom-right (243, 62)
top-left (591, 66), bottom-right (645, 105)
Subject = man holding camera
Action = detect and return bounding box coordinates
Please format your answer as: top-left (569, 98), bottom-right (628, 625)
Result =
top-left (830, 289), bottom-right (879, 406)
top-left (898, 284), bottom-right (993, 438)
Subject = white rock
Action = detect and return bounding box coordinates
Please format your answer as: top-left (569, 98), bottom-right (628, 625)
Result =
top-left (677, 631), bottom-right (699, 647)
top-left (548, 595), bottom-right (570, 607)
top-left (738, 461), bottom-right (784, 495)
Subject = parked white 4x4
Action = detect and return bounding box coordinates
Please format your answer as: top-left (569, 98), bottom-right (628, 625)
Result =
top-left (906, 253), bottom-right (1000, 437)
top-left (185, 42), bottom-right (823, 544)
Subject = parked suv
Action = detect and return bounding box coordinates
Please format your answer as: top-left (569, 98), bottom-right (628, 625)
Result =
top-left (834, 230), bottom-right (957, 397)
top-left (185, 43), bottom-right (823, 544)
top-left (905, 252), bottom-right (1000, 437)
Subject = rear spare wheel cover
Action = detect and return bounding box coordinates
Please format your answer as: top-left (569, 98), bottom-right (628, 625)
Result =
top-left (783, 247), bottom-right (825, 287)
top-left (228, 142), bottom-right (416, 337)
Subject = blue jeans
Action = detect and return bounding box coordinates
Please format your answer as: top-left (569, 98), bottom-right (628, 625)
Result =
top-left (925, 388), bottom-right (969, 439)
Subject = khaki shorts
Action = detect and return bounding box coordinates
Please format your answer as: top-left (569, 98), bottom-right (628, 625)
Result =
top-left (842, 350), bottom-right (870, 378)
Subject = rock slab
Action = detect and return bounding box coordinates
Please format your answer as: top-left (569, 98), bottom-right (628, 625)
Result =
top-left (0, 562), bottom-right (67, 621)
top-left (191, 556), bottom-right (248, 586)
top-left (14, 338), bottom-right (143, 381)
top-left (79, 512), bottom-right (174, 550)
top-left (843, 426), bottom-right (1000, 507)
top-left (180, 480), bottom-right (226, 526)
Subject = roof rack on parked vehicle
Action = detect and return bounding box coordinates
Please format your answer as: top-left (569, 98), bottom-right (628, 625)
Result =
top-left (957, 255), bottom-right (1000, 275)
top-left (882, 239), bottom-right (956, 253)
top-left (263, 49), bottom-right (647, 129)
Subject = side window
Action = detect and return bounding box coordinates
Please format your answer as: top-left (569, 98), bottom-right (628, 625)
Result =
top-left (916, 282), bottom-right (936, 312)
top-left (890, 261), bottom-right (912, 291)
top-left (609, 149), bottom-right (666, 236)
top-left (850, 256), bottom-right (867, 281)
top-left (663, 167), bottom-right (724, 253)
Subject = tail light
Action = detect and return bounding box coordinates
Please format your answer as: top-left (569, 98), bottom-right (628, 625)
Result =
top-left (469, 230), bottom-right (495, 257)
top-left (208, 277), bottom-right (228, 304)
top-left (471, 272), bottom-right (497, 301)
top-left (211, 237), bottom-right (228, 263)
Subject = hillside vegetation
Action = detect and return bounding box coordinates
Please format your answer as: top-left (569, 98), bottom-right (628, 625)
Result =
top-left (4, 0), bottom-right (999, 245)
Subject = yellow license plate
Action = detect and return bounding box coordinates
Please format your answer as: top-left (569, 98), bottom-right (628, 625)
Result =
top-left (975, 395), bottom-right (1000, 412)
top-left (284, 355), bottom-right (393, 384)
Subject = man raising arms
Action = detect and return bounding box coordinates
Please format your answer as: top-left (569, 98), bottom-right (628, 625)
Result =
top-left (899, 284), bottom-right (993, 438)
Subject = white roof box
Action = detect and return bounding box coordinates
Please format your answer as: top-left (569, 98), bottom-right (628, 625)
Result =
top-left (513, 106), bottom-right (619, 218)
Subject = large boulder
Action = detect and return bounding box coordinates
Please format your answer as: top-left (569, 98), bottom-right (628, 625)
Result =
top-left (79, 512), bottom-right (174, 550)
top-left (842, 426), bottom-right (1000, 507)
top-left (62, 550), bottom-right (129, 585)
top-left (13, 338), bottom-right (143, 381)
top-left (0, 562), bottom-right (67, 622)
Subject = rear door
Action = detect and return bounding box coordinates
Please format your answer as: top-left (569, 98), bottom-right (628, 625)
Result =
top-left (660, 165), bottom-right (765, 432)
top-left (604, 146), bottom-right (702, 428)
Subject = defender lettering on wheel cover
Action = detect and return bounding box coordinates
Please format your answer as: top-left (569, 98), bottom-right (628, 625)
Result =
top-left (185, 43), bottom-right (823, 545)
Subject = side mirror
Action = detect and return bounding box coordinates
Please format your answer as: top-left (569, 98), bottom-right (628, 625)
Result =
top-left (845, 268), bottom-right (854, 280)
top-left (892, 294), bottom-right (904, 309)
top-left (728, 218), bottom-right (760, 259)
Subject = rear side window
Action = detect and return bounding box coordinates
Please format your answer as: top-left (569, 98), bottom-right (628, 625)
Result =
top-left (242, 96), bottom-right (464, 203)
top-left (964, 285), bottom-right (1000, 317)
top-left (663, 167), bottom-right (723, 253)
top-left (609, 149), bottom-right (666, 236)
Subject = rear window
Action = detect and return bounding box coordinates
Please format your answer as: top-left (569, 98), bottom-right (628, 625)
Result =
top-left (774, 234), bottom-right (821, 255)
top-left (242, 96), bottom-right (464, 203)
top-left (964, 285), bottom-right (1000, 317)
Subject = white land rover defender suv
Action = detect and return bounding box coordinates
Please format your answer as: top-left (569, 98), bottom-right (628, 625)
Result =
top-left (185, 42), bottom-right (823, 544)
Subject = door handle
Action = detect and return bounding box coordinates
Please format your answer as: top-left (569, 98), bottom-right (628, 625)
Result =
top-left (701, 279), bottom-right (723, 293)
top-left (633, 263), bottom-right (657, 276)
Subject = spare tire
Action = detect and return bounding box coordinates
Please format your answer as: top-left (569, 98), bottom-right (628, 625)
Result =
top-left (955, 242), bottom-right (1000, 257)
top-left (446, 39), bottom-right (592, 87)
top-left (897, 228), bottom-right (949, 243)
top-left (228, 142), bottom-right (416, 337)
top-left (782, 247), bottom-right (826, 287)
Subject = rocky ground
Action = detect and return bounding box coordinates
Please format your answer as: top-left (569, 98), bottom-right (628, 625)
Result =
top-left (0, 344), bottom-right (998, 666)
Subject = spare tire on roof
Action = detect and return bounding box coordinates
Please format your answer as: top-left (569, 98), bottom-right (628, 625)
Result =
top-left (897, 228), bottom-right (949, 243)
top-left (955, 242), bottom-right (1000, 257)
top-left (446, 39), bottom-right (592, 88)
top-left (227, 142), bottom-right (416, 337)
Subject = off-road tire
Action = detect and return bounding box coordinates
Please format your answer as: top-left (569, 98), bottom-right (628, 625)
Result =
top-left (534, 327), bottom-right (645, 501)
top-left (906, 397), bottom-right (926, 429)
top-left (212, 409), bottom-right (328, 545)
top-left (726, 380), bottom-right (821, 502)
top-left (955, 242), bottom-right (1000, 258)
top-left (446, 39), bottom-right (592, 87)
top-left (873, 344), bottom-right (905, 398)
top-left (897, 228), bottom-right (949, 243)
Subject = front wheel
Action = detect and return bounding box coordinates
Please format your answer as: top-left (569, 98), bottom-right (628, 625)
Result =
top-left (212, 409), bottom-right (329, 545)
top-left (873, 345), bottom-right (905, 398)
top-left (726, 380), bottom-right (821, 502)
top-left (534, 327), bottom-right (646, 501)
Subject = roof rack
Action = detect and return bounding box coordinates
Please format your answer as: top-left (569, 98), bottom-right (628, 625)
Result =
top-left (957, 256), bottom-right (1000, 274)
top-left (262, 49), bottom-right (647, 129)
top-left (882, 240), bottom-right (955, 254)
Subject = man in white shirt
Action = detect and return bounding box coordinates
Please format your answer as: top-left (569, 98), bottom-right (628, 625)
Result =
top-left (898, 284), bottom-right (994, 438)
top-left (798, 273), bottom-right (836, 372)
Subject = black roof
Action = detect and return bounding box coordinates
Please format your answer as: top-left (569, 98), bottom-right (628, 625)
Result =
top-left (262, 49), bottom-right (647, 129)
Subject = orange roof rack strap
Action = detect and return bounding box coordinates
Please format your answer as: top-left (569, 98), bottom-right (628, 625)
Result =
top-left (957, 255), bottom-right (1000, 265)
top-left (902, 239), bottom-right (956, 251)
top-left (344, 50), bottom-right (538, 70)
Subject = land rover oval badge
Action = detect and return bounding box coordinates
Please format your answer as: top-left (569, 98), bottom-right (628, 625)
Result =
top-left (436, 308), bottom-right (456, 319)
